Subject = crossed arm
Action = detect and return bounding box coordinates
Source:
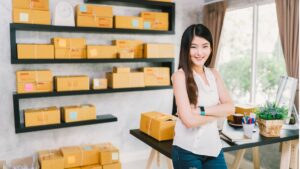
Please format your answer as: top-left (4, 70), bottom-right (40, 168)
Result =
top-left (173, 69), bottom-right (235, 128)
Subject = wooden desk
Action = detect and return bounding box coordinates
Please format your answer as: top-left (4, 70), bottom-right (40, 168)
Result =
top-left (130, 123), bottom-right (298, 169)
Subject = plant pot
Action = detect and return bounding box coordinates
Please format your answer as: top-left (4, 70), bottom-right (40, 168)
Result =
top-left (257, 118), bottom-right (284, 137)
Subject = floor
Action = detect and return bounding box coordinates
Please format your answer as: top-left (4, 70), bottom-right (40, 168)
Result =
top-left (122, 152), bottom-right (266, 169)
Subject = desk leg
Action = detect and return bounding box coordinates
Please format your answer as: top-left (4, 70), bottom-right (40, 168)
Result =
top-left (280, 141), bottom-right (292, 169)
top-left (157, 151), bottom-right (160, 167)
top-left (146, 149), bottom-right (157, 169)
top-left (289, 140), bottom-right (299, 169)
top-left (252, 147), bottom-right (260, 169)
top-left (231, 149), bottom-right (246, 169)
top-left (166, 157), bottom-right (173, 169)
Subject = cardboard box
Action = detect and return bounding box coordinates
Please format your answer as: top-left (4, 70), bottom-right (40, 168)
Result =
top-left (80, 145), bottom-right (99, 166)
top-left (140, 111), bottom-right (176, 141)
top-left (117, 51), bottom-right (134, 59)
top-left (129, 72), bottom-right (145, 88)
top-left (55, 76), bottom-right (89, 92)
top-left (17, 44), bottom-right (54, 59)
top-left (102, 162), bottom-right (121, 169)
top-left (141, 12), bottom-right (169, 30)
top-left (13, 0), bottom-right (49, 10)
top-left (106, 72), bottom-right (130, 89)
top-left (92, 78), bottom-right (107, 90)
top-left (113, 40), bottom-right (143, 58)
top-left (61, 146), bottom-right (82, 168)
top-left (144, 43), bottom-right (174, 58)
top-left (16, 70), bottom-right (53, 93)
top-left (114, 16), bottom-right (143, 29)
top-left (62, 104), bottom-right (96, 123)
top-left (76, 4), bottom-right (113, 28)
top-left (13, 8), bottom-right (50, 25)
top-left (87, 45), bottom-right (117, 59)
top-left (98, 143), bottom-right (119, 165)
top-left (143, 67), bottom-right (170, 86)
top-left (112, 67), bottom-right (130, 73)
top-left (228, 105), bottom-right (257, 122)
top-left (24, 107), bottom-right (60, 127)
top-left (52, 38), bottom-right (86, 59)
top-left (39, 150), bottom-right (64, 169)
top-left (81, 165), bottom-right (102, 169)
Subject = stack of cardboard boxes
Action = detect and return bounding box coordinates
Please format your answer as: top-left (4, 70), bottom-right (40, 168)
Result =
top-left (140, 111), bottom-right (176, 141)
top-left (39, 143), bottom-right (121, 169)
top-left (12, 0), bottom-right (51, 25)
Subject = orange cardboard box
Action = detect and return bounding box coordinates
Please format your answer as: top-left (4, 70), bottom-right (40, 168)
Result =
top-left (80, 145), bottom-right (99, 166)
top-left (52, 38), bottom-right (86, 59)
top-left (143, 67), bottom-right (170, 86)
top-left (113, 40), bottom-right (143, 58)
top-left (24, 107), bottom-right (60, 127)
top-left (114, 16), bottom-right (143, 29)
top-left (106, 72), bottom-right (130, 89)
top-left (112, 67), bottom-right (131, 73)
top-left (117, 51), bottom-right (134, 59)
top-left (13, 0), bottom-right (49, 10)
top-left (16, 70), bottom-right (53, 93)
top-left (61, 146), bottom-right (82, 168)
top-left (97, 143), bottom-right (119, 165)
top-left (87, 45), bottom-right (117, 59)
top-left (92, 78), bottom-right (107, 90)
top-left (55, 76), bottom-right (89, 92)
top-left (144, 43), bottom-right (174, 58)
top-left (76, 4), bottom-right (113, 28)
top-left (141, 12), bottom-right (169, 30)
top-left (17, 44), bottom-right (54, 59)
top-left (13, 8), bottom-right (50, 25)
top-left (38, 149), bottom-right (64, 169)
top-left (140, 111), bottom-right (176, 141)
top-left (228, 105), bottom-right (257, 122)
top-left (62, 104), bottom-right (96, 123)
top-left (129, 72), bottom-right (145, 88)
top-left (81, 165), bottom-right (102, 169)
top-left (102, 162), bottom-right (121, 169)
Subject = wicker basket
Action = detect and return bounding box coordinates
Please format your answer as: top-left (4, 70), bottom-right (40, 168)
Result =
top-left (257, 118), bottom-right (284, 137)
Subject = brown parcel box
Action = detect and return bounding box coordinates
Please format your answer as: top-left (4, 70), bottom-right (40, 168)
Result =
top-left (80, 145), bottom-right (99, 166)
top-left (113, 40), bottom-right (143, 58)
top-left (24, 107), bottom-right (60, 127)
top-left (141, 12), bottom-right (168, 30)
top-left (38, 150), bottom-right (64, 169)
top-left (13, 8), bottom-right (50, 25)
top-left (87, 45), bottom-right (117, 59)
top-left (114, 16), bottom-right (143, 29)
top-left (82, 165), bottom-right (102, 169)
top-left (129, 72), bottom-right (145, 88)
top-left (16, 70), bottom-right (53, 94)
top-left (98, 143), bottom-right (119, 165)
top-left (76, 4), bottom-right (113, 28)
top-left (117, 51), bottom-right (134, 59)
top-left (52, 38), bottom-right (86, 59)
top-left (106, 72), bottom-right (130, 89)
top-left (92, 78), bottom-right (107, 90)
top-left (13, 0), bottom-right (49, 11)
top-left (55, 76), bottom-right (89, 92)
top-left (140, 111), bottom-right (176, 141)
top-left (62, 105), bottom-right (96, 123)
top-left (112, 67), bottom-right (131, 73)
top-left (144, 43), bottom-right (174, 58)
top-left (17, 44), bottom-right (54, 59)
top-left (102, 162), bottom-right (121, 169)
top-left (143, 67), bottom-right (170, 86)
top-left (61, 146), bottom-right (82, 168)
top-left (228, 105), bottom-right (257, 122)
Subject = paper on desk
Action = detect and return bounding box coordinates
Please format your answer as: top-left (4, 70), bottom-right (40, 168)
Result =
top-left (282, 124), bottom-right (299, 130)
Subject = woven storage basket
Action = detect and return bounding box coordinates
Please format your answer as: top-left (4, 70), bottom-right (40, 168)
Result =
top-left (257, 118), bottom-right (284, 137)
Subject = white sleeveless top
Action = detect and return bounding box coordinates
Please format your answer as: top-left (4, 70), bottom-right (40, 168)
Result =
top-left (173, 67), bottom-right (222, 157)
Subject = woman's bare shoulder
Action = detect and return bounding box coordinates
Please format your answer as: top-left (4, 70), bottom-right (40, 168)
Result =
top-left (172, 69), bottom-right (185, 80)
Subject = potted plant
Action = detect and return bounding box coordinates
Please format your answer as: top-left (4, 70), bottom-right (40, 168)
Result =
top-left (255, 102), bottom-right (288, 137)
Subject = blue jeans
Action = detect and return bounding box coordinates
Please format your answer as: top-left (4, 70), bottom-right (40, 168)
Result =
top-left (172, 145), bottom-right (228, 169)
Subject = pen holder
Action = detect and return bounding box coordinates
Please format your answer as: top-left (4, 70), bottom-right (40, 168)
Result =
top-left (242, 123), bottom-right (255, 138)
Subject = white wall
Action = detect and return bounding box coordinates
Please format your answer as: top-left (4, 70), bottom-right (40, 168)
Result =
top-left (0, 0), bottom-right (204, 163)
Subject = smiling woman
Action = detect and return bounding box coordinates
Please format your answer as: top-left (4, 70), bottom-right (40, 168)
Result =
top-left (171, 24), bottom-right (234, 169)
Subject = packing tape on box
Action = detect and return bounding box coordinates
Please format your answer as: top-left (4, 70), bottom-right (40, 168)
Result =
top-left (80, 147), bottom-right (84, 166)
top-left (146, 114), bottom-right (162, 135)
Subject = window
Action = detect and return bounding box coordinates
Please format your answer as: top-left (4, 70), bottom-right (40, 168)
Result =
top-left (217, 2), bottom-right (286, 105)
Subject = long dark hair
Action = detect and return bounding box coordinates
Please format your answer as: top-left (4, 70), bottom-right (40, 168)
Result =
top-left (178, 24), bottom-right (213, 106)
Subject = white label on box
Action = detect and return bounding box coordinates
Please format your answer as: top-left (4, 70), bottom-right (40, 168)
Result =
top-left (70, 112), bottom-right (78, 120)
top-left (20, 13), bottom-right (29, 22)
top-left (132, 19), bottom-right (139, 28)
top-left (112, 152), bottom-right (119, 160)
top-left (94, 79), bottom-right (100, 87)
